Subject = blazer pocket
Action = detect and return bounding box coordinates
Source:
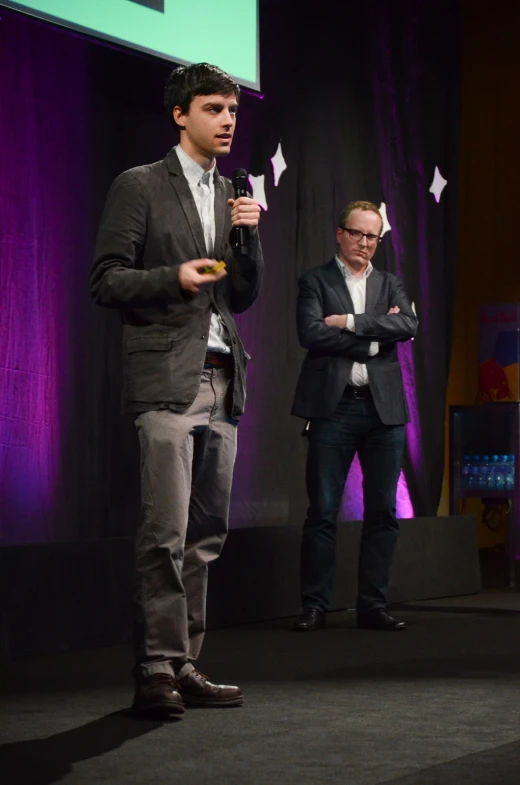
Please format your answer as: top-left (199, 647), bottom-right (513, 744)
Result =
top-left (125, 337), bottom-right (174, 402)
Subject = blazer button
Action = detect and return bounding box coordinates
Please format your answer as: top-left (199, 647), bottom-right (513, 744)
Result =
top-left (201, 335), bottom-right (206, 339)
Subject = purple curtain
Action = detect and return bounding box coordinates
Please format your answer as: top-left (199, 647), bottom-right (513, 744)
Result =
top-left (0, 16), bottom-right (90, 543)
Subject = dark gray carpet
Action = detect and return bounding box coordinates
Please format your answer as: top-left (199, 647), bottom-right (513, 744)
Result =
top-left (2, 607), bottom-right (520, 784)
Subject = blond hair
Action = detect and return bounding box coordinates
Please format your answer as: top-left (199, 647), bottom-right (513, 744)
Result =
top-left (338, 201), bottom-right (383, 233)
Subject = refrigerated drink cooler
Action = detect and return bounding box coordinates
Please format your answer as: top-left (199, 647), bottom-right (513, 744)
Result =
top-left (450, 403), bottom-right (520, 587)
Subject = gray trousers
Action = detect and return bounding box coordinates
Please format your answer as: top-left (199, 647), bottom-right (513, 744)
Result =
top-left (133, 366), bottom-right (237, 681)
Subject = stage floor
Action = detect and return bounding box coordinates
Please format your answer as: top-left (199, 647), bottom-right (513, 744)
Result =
top-left (2, 596), bottom-right (520, 785)
top-left (401, 588), bottom-right (520, 614)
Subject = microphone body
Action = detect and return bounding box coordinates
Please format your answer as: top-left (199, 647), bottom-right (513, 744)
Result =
top-left (232, 168), bottom-right (249, 255)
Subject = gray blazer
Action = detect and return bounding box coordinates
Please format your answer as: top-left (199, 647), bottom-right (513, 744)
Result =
top-left (90, 147), bottom-right (264, 418)
top-left (292, 259), bottom-right (418, 425)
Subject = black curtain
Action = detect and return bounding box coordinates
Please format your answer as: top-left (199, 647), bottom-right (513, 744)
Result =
top-left (247, 0), bottom-right (461, 518)
top-left (0, 0), bottom-right (461, 545)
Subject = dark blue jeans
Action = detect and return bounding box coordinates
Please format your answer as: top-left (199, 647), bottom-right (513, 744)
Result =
top-left (301, 393), bottom-right (405, 613)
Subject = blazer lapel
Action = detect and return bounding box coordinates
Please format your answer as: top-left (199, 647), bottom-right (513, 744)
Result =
top-left (322, 258), bottom-right (355, 315)
top-left (213, 172), bottom-right (227, 260)
top-left (165, 148), bottom-right (207, 258)
top-left (365, 268), bottom-right (383, 313)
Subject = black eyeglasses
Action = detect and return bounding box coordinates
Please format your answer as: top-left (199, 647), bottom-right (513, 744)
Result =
top-left (341, 227), bottom-right (381, 246)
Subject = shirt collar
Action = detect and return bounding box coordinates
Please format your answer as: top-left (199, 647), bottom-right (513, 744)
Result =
top-left (175, 144), bottom-right (215, 188)
top-left (335, 255), bottom-right (373, 280)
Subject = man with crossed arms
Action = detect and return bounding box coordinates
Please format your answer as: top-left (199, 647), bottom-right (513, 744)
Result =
top-left (291, 201), bottom-right (418, 633)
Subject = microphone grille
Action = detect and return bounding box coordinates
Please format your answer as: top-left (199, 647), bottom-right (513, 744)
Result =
top-left (232, 168), bottom-right (248, 185)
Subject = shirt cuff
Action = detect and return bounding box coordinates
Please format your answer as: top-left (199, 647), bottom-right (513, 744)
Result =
top-left (368, 341), bottom-right (379, 356)
top-left (346, 314), bottom-right (355, 332)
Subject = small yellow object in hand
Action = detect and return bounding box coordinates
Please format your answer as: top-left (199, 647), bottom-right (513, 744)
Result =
top-left (202, 261), bottom-right (226, 274)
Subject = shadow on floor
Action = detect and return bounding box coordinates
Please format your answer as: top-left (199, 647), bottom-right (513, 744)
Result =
top-left (0, 710), bottom-right (165, 785)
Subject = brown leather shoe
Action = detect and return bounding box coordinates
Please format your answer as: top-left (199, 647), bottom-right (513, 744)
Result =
top-left (178, 670), bottom-right (243, 708)
top-left (132, 673), bottom-right (185, 718)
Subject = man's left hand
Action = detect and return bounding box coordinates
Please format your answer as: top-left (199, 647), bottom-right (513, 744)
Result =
top-left (324, 314), bottom-right (347, 329)
top-left (228, 196), bottom-right (261, 227)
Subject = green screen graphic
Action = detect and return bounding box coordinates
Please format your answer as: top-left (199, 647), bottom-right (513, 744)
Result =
top-left (2, 0), bottom-right (259, 89)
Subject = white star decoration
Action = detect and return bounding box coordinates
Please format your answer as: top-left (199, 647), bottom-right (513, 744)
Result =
top-left (270, 141), bottom-right (287, 187)
top-left (378, 202), bottom-right (392, 236)
top-left (411, 302), bottom-right (417, 339)
top-left (249, 174), bottom-right (267, 211)
top-left (429, 166), bottom-right (447, 203)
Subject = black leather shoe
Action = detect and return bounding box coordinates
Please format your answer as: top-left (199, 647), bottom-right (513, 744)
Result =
top-left (292, 608), bottom-right (326, 632)
top-left (132, 674), bottom-right (185, 718)
top-left (357, 609), bottom-right (406, 631)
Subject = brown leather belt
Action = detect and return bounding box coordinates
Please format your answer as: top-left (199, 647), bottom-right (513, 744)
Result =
top-left (343, 385), bottom-right (371, 401)
top-left (205, 351), bottom-right (233, 368)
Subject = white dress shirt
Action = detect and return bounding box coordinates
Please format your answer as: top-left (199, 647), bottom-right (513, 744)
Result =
top-left (175, 145), bottom-right (231, 354)
top-left (335, 256), bottom-right (379, 386)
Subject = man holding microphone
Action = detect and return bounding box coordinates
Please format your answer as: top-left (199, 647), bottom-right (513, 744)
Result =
top-left (90, 63), bottom-right (263, 718)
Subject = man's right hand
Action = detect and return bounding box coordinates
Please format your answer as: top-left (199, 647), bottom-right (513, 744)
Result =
top-left (387, 306), bottom-right (400, 315)
top-left (178, 259), bottom-right (228, 294)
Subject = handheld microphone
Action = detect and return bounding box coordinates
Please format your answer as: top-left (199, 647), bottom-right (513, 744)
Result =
top-left (232, 168), bottom-right (249, 255)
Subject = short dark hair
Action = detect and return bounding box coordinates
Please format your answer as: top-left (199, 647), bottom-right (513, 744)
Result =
top-left (164, 62), bottom-right (240, 119)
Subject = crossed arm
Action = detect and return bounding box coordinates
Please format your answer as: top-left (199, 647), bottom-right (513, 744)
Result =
top-left (296, 277), bottom-right (372, 361)
top-left (353, 278), bottom-right (418, 342)
top-left (296, 274), bottom-right (418, 358)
